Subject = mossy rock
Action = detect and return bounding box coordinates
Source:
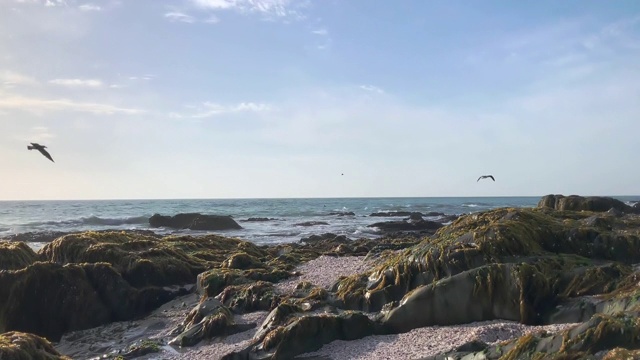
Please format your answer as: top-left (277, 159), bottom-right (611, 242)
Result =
top-left (222, 252), bottom-right (263, 270)
top-left (538, 195), bottom-right (633, 213)
top-left (0, 331), bottom-right (70, 360)
top-left (0, 242), bottom-right (38, 270)
top-left (359, 208), bottom-right (640, 312)
top-left (216, 281), bottom-right (281, 313)
top-left (40, 231), bottom-right (256, 287)
top-left (0, 262), bottom-right (182, 341)
top-left (169, 298), bottom-right (255, 347)
top-left (226, 306), bottom-right (379, 360)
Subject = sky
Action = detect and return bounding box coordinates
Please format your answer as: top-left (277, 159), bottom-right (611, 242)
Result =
top-left (1, 0), bottom-right (639, 200)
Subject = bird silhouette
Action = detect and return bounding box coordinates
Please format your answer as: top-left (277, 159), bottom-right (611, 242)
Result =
top-left (477, 175), bottom-right (494, 182)
top-left (28, 143), bottom-right (54, 162)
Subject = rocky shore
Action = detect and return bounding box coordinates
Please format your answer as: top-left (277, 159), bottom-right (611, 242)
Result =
top-left (1, 194), bottom-right (640, 359)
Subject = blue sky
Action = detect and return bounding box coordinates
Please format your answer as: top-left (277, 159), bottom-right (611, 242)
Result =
top-left (1, 0), bottom-right (639, 200)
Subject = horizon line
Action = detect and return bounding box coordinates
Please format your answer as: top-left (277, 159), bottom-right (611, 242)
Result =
top-left (1, 194), bottom-right (639, 202)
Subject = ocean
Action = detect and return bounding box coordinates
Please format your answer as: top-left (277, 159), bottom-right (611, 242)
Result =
top-left (0, 196), bottom-right (637, 245)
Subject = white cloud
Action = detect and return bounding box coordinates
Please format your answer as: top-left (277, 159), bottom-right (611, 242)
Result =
top-left (312, 28), bottom-right (328, 36)
top-left (78, 4), bottom-right (101, 11)
top-left (359, 85), bottom-right (384, 94)
top-left (189, 0), bottom-right (306, 20)
top-left (0, 95), bottom-right (144, 115)
top-left (49, 78), bottom-right (103, 88)
top-left (0, 71), bottom-right (39, 86)
top-left (44, 0), bottom-right (66, 7)
top-left (165, 11), bottom-right (196, 23)
top-left (170, 101), bottom-right (272, 118)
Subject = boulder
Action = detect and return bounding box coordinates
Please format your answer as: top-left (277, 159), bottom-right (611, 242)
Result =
top-left (0, 241), bottom-right (38, 270)
top-left (294, 221), bottom-right (329, 227)
top-left (241, 217), bottom-right (277, 222)
top-left (0, 331), bottom-right (70, 359)
top-left (149, 213), bottom-right (242, 230)
top-left (368, 219), bottom-right (443, 232)
top-left (0, 261), bottom-right (183, 341)
top-left (169, 298), bottom-right (254, 347)
top-left (224, 305), bottom-right (380, 359)
top-left (538, 194), bottom-right (632, 213)
top-left (328, 211), bottom-right (356, 216)
top-left (40, 231), bottom-right (247, 288)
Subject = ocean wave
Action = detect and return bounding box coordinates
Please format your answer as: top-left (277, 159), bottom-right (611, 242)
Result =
top-left (24, 215), bottom-right (150, 228)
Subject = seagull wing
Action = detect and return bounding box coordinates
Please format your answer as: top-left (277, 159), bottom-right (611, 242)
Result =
top-left (477, 176), bottom-right (482, 182)
top-left (38, 148), bottom-right (54, 162)
top-left (489, 175), bottom-right (495, 181)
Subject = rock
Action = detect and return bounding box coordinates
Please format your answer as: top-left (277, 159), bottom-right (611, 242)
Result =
top-left (0, 331), bottom-right (70, 359)
top-left (41, 231), bottom-right (247, 288)
top-left (406, 213), bottom-right (423, 221)
top-left (381, 263), bottom-right (554, 333)
top-left (224, 305), bottom-right (380, 359)
top-left (439, 312), bottom-right (640, 359)
top-left (149, 213), bottom-right (242, 230)
top-left (294, 221), bottom-right (329, 227)
top-left (300, 233), bottom-right (350, 245)
top-left (0, 261), bottom-right (184, 341)
top-left (0, 231), bottom-right (69, 243)
top-left (368, 219), bottom-right (443, 232)
top-left (0, 241), bottom-right (38, 270)
top-left (370, 211), bottom-right (424, 217)
top-left (328, 211), bottom-right (356, 216)
top-left (216, 281), bottom-right (280, 313)
top-left (169, 298), bottom-right (254, 347)
top-left (222, 252), bottom-right (263, 270)
top-left (538, 194), bottom-right (632, 213)
top-left (241, 217), bottom-right (277, 222)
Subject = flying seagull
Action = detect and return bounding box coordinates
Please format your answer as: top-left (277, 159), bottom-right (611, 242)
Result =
top-left (477, 175), bottom-right (495, 182)
top-left (27, 143), bottom-right (54, 163)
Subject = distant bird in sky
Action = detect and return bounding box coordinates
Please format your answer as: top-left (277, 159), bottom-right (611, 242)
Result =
top-left (27, 143), bottom-right (54, 162)
top-left (477, 175), bottom-right (495, 182)
top-left (341, 173), bottom-right (344, 176)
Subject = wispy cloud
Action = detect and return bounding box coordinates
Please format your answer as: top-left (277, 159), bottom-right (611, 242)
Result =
top-left (78, 4), bottom-right (101, 11)
top-left (49, 78), bottom-right (103, 88)
top-left (359, 85), bottom-right (384, 94)
top-left (165, 11), bottom-right (196, 23)
top-left (170, 101), bottom-right (272, 118)
top-left (45, 0), bottom-right (67, 7)
top-left (312, 28), bottom-right (328, 36)
top-left (16, 125), bottom-right (57, 143)
top-left (189, 0), bottom-right (307, 21)
top-left (0, 95), bottom-right (144, 115)
top-left (0, 71), bottom-right (39, 87)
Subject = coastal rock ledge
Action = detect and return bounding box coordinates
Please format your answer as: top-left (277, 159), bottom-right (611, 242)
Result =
top-left (4, 194), bottom-right (640, 359)
top-left (149, 213), bottom-right (242, 230)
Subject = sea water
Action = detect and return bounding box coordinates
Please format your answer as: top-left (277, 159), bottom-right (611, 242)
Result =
top-left (0, 196), bottom-right (636, 244)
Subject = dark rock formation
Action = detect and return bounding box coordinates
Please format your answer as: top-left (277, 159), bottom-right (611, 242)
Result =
top-left (149, 213), bottom-right (242, 230)
top-left (368, 219), bottom-right (444, 232)
top-left (294, 221), bottom-right (329, 227)
top-left (0, 231), bottom-right (68, 243)
top-left (328, 211), bottom-right (356, 216)
top-left (0, 331), bottom-right (70, 359)
top-left (41, 231), bottom-right (245, 287)
top-left (0, 261), bottom-right (184, 341)
top-left (169, 298), bottom-right (254, 347)
top-left (428, 312), bottom-right (640, 359)
top-left (241, 217), bottom-right (278, 222)
top-left (538, 194), bottom-right (633, 213)
top-left (0, 241), bottom-right (38, 270)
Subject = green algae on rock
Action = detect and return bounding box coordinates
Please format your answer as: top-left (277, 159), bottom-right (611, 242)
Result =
top-left (0, 261), bottom-right (184, 341)
top-left (0, 241), bottom-right (38, 270)
top-left (0, 331), bottom-right (70, 360)
top-left (40, 231), bottom-right (247, 287)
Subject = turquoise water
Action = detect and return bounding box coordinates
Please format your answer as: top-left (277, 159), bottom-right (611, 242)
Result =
top-left (0, 196), bottom-right (636, 244)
